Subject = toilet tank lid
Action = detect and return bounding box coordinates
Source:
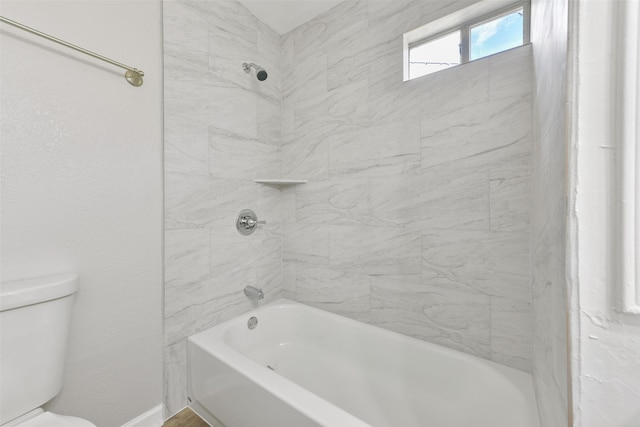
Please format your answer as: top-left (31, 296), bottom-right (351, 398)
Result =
top-left (0, 273), bottom-right (79, 312)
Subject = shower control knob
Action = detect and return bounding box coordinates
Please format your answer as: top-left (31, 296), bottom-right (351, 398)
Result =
top-left (236, 209), bottom-right (265, 235)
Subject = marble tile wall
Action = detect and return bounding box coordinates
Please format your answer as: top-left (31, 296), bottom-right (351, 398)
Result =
top-left (281, 0), bottom-right (534, 372)
top-left (163, 0), bottom-right (283, 416)
top-left (530, 0), bottom-right (570, 425)
top-left (164, 0), bottom-right (540, 418)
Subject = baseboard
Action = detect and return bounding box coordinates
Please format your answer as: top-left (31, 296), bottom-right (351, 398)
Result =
top-left (121, 404), bottom-right (164, 427)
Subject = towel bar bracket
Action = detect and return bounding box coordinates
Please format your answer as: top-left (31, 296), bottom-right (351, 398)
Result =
top-left (0, 15), bottom-right (145, 87)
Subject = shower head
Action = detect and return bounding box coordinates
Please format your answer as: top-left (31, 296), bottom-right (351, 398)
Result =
top-left (242, 62), bottom-right (268, 81)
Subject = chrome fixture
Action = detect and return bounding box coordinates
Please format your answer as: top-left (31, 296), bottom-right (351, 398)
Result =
top-left (236, 209), bottom-right (265, 235)
top-left (247, 316), bottom-right (258, 330)
top-left (244, 286), bottom-right (264, 301)
top-left (242, 62), bottom-right (268, 81)
top-left (0, 16), bottom-right (145, 87)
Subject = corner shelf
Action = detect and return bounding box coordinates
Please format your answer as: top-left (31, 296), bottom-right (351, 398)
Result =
top-left (254, 179), bottom-right (308, 186)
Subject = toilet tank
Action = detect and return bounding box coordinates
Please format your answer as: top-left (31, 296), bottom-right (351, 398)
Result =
top-left (0, 273), bottom-right (79, 425)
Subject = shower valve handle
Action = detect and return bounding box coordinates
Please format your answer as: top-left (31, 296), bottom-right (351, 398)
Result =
top-left (242, 217), bottom-right (266, 228)
top-left (236, 209), bottom-right (265, 235)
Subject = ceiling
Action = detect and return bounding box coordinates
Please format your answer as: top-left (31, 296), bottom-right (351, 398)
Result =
top-left (238, 0), bottom-right (344, 34)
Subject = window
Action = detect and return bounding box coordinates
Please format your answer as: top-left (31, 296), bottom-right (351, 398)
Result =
top-left (404, 1), bottom-right (530, 81)
top-left (409, 31), bottom-right (461, 80)
top-left (470, 8), bottom-right (524, 61)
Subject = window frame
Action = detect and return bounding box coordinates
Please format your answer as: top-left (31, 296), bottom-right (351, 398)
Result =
top-left (616, 0), bottom-right (640, 314)
top-left (404, 0), bottom-right (531, 81)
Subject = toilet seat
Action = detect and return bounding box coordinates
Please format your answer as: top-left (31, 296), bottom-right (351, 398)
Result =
top-left (15, 412), bottom-right (95, 427)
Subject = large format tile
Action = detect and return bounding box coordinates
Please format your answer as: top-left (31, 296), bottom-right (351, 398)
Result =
top-left (164, 340), bottom-right (187, 418)
top-left (165, 114), bottom-right (209, 176)
top-left (295, 264), bottom-right (370, 322)
top-left (252, 223), bottom-right (283, 300)
top-left (207, 87), bottom-right (258, 140)
top-left (371, 279), bottom-right (492, 358)
top-left (295, 178), bottom-right (370, 225)
top-left (289, 50), bottom-right (328, 104)
top-left (491, 296), bottom-right (533, 372)
top-left (255, 183), bottom-right (284, 225)
top-left (164, 281), bottom-right (254, 345)
top-left (208, 26), bottom-right (257, 90)
top-left (293, 19), bottom-right (329, 57)
top-left (166, 176), bottom-right (264, 230)
top-left (419, 0), bottom-right (478, 24)
top-left (257, 96), bottom-right (282, 145)
top-left (328, 120), bottom-right (421, 178)
top-left (283, 223), bottom-right (330, 264)
top-left (165, 172), bottom-right (212, 230)
top-left (281, 186), bottom-right (297, 224)
top-left (253, 21), bottom-right (283, 103)
top-left (165, 223), bottom-right (282, 345)
top-left (329, 225), bottom-right (421, 280)
top-left (201, 0), bottom-right (259, 90)
top-left (488, 45), bottom-right (533, 101)
top-left (369, 54), bottom-right (490, 125)
top-left (207, 178), bottom-right (259, 228)
top-left (326, 4), bottom-right (371, 91)
top-left (489, 133), bottom-right (532, 233)
top-left (281, 138), bottom-right (329, 180)
top-left (370, 163), bottom-right (490, 230)
top-left (209, 225), bottom-right (258, 292)
top-left (282, 262), bottom-right (297, 298)
top-left (422, 229), bottom-right (530, 301)
top-left (421, 94), bottom-right (531, 170)
top-left (208, 223), bottom-right (281, 299)
top-left (165, 79), bottom-right (233, 126)
top-left (208, 129), bottom-right (279, 179)
top-left (295, 81), bottom-right (370, 144)
top-left (368, 0), bottom-right (423, 45)
top-left (165, 228), bottom-right (210, 319)
top-left (163, 0), bottom-right (209, 80)
top-left (164, 1), bottom-right (208, 53)
top-left (280, 32), bottom-right (296, 103)
top-left (490, 171), bottom-right (531, 232)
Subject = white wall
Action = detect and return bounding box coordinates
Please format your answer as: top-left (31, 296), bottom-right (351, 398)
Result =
top-left (569, 1), bottom-right (640, 425)
top-left (0, 1), bottom-right (164, 425)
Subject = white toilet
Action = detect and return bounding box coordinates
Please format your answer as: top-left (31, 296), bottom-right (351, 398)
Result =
top-left (0, 273), bottom-right (96, 427)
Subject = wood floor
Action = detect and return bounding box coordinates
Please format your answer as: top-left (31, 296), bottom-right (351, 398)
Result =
top-left (163, 408), bottom-right (210, 427)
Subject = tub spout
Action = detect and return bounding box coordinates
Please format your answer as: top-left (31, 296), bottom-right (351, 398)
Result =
top-left (244, 285), bottom-right (264, 301)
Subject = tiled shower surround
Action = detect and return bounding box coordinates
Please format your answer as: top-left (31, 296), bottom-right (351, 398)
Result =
top-left (280, 0), bottom-right (533, 374)
top-left (163, 0), bottom-right (284, 414)
top-left (164, 0), bottom-right (537, 417)
top-left (530, 0), bottom-right (569, 425)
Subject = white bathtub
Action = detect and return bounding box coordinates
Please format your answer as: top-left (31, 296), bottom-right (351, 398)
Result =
top-left (188, 299), bottom-right (540, 427)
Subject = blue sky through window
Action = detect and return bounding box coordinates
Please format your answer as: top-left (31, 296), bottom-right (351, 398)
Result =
top-left (406, 6), bottom-right (526, 81)
top-left (470, 8), bottom-right (524, 60)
